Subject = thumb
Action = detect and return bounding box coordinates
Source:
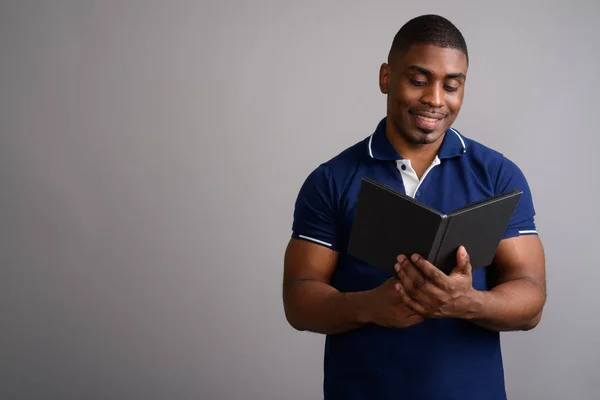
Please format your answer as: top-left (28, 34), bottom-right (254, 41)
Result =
top-left (452, 246), bottom-right (472, 276)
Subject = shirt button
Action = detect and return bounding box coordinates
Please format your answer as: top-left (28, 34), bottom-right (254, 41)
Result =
top-left (401, 164), bottom-right (406, 170)
top-left (416, 191), bottom-right (420, 196)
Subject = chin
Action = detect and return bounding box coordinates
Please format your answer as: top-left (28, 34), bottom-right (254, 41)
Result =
top-left (409, 129), bottom-right (443, 145)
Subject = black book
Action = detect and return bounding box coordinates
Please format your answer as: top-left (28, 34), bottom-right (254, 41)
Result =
top-left (347, 177), bottom-right (522, 275)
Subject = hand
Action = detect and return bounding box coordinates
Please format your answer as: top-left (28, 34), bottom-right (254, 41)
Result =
top-left (363, 278), bottom-right (425, 329)
top-left (394, 246), bottom-right (482, 320)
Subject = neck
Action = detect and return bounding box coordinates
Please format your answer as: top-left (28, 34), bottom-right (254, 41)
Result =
top-left (385, 119), bottom-right (444, 178)
top-left (386, 122), bottom-right (443, 161)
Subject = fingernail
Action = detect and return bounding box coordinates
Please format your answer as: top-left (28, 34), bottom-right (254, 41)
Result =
top-left (411, 254), bottom-right (419, 263)
top-left (395, 283), bottom-right (400, 291)
top-left (394, 263), bottom-right (400, 272)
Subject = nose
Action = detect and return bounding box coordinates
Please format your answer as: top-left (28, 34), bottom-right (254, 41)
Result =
top-left (421, 83), bottom-right (444, 108)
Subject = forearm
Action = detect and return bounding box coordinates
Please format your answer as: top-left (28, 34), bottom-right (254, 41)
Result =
top-left (468, 277), bottom-right (546, 332)
top-left (283, 280), bottom-right (369, 335)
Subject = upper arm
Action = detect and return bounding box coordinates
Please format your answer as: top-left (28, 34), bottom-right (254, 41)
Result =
top-left (491, 156), bottom-right (546, 292)
top-left (290, 164), bottom-right (342, 251)
top-left (493, 235), bottom-right (546, 291)
top-left (283, 238), bottom-right (339, 297)
top-left (284, 163), bottom-right (342, 298)
top-left (495, 157), bottom-right (538, 239)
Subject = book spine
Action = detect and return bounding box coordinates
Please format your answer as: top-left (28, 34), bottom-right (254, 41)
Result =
top-left (428, 216), bottom-right (449, 265)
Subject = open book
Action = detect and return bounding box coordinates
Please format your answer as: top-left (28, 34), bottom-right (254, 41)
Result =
top-left (347, 177), bottom-right (522, 275)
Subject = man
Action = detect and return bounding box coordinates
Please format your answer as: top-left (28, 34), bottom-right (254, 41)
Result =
top-left (282, 14), bottom-right (546, 400)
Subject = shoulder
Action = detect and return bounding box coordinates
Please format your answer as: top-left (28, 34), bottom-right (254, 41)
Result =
top-left (460, 132), bottom-right (505, 167)
top-left (456, 129), bottom-right (530, 188)
top-left (454, 129), bottom-right (538, 236)
top-left (300, 136), bottom-right (369, 191)
top-left (291, 136), bottom-right (369, 250)
top-left (325, 136), bottom-right (369, 174)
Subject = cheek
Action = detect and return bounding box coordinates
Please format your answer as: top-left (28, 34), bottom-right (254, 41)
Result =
top-left (447, 93), bottom-right (464, 113)
top-left (393, 89), bottom-right (417, 110)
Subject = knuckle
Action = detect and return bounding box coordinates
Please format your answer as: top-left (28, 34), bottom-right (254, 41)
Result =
top-left (428, 270), bottom-right (440, 280)
top-left (397, 289), bottom-right (408, 301)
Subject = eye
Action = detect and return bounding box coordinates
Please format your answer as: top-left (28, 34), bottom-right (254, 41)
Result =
top-left (409, 78), bottom-right (427, 87)
top-left (444, 84), bottom-right (459, 92)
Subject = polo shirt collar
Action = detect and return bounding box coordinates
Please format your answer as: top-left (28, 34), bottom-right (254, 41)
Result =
top-left (367, 117), bottom-right (467, 161)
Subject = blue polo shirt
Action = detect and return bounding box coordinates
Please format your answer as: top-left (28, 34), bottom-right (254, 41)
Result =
top-left (290, 117), bottom-right (538, 400)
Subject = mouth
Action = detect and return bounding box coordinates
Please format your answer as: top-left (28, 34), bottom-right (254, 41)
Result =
top-left (410, 111), bottom-right (444, 131)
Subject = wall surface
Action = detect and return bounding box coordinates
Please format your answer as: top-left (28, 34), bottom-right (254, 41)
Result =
top-left (1, 1), bottom-right (598, 399)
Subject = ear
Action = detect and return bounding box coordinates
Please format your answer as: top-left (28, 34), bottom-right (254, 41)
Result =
top-left (379, 63), bottom-right (390, 94)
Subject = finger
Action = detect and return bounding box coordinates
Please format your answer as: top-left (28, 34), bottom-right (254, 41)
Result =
top-left (396, 254), bottom-right (409, 272)
top-left (399, 259), bottom-right (449, 306)
top-left (397, 263), bottom-right (437, 308)
top-left (409, 253), bottom-right (450, 290)
top-left (399, 259), bottom-right (432, 294)
top-left (395, 281), bottom-right (427, 316)
top-left (399, 255), bottom-right (447, 297)
top-left (451, 246), bottom-right (472, 276)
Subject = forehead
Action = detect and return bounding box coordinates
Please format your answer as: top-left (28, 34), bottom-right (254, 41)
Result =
top-left (394, 44), bottom-right (468, 76)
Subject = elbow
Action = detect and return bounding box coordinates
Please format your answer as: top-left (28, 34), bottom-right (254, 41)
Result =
top-left (521, 310), bottom-right (544, 331)
top-left (288, 320), bottom-right (307, 332)
top-left (521, 289), bottom-right (547, 331)
top-left (520, 320), bottom-right (539, 331)
top-left (283, 301), bottom-right (307, 332)
top-left (285, 313), bottom-right (306, 332)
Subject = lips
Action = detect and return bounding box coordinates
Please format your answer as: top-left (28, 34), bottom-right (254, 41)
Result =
top-left (416, 116), bottom-right (439, 123)
top-left (410, 111), bottom-right (444, 130)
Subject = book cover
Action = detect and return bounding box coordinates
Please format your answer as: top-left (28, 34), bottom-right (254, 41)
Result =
top-left (347, 178), bottom-right (522, 275)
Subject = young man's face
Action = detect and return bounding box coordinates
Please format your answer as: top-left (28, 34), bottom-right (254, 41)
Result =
top-left (379, 44), bottom-right (468, 145)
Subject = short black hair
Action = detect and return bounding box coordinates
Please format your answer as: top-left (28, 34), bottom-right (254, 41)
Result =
top-left (388, 14), bottom-right (468, 65)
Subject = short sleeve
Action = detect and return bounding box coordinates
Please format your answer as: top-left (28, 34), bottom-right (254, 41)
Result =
top-left (291, 164), bottom-right (341, 251)
top-left (495, 157), bottom-right (538, 239)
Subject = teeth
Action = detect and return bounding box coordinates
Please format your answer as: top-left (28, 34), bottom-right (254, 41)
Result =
top-left (417, 116), bottom-right (438, 123)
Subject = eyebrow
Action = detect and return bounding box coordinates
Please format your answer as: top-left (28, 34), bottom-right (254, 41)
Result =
top-left (406, 65), bottom-right (466, 80)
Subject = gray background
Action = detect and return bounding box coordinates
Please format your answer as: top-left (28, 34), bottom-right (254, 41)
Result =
top-left (1, 0), bottom-right (598, 399)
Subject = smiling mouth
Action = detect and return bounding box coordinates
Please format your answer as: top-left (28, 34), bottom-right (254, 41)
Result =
top-left (415, 115), bottom-right (440, 123)
top-left (411, 113), bottom-right (444, 131)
